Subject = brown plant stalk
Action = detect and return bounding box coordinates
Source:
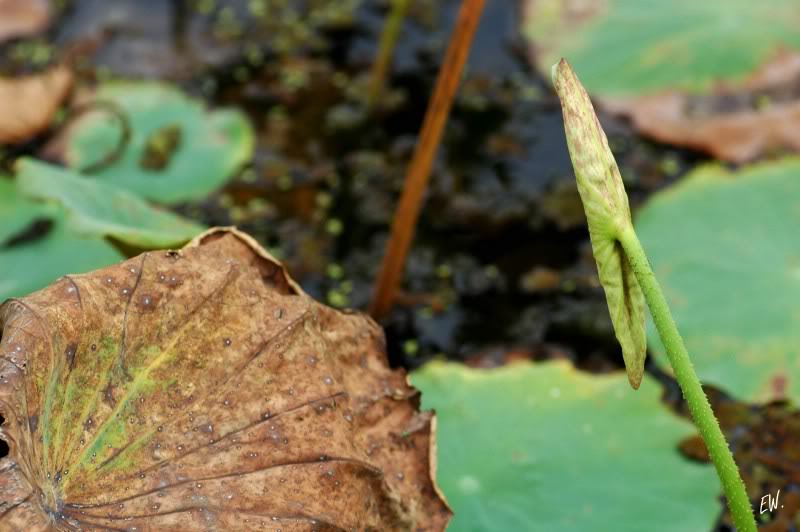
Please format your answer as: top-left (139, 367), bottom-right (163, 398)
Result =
top-left (369, 0), bottom-right (486, 320)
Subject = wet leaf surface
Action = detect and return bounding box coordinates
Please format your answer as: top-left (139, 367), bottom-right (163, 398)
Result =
top-left (411, 360), bottom-right (720, 531)
top-left (16, 158), bottom-right (206, 248)
top-left (64, 82), bottom-right (255, 205)
top-left (636, 158), bottom-right (800, 403)
top-left (0, 227), bottom-right (449, 530)
top-left (0, 65), bottom-right (72, 144)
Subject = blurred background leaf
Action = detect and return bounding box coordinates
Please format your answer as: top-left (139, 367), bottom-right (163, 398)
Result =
top-left (524, 0), bottom-right (800, 163)
top-left (524, 0), bottom-right (800, 96)
top-left (16, 158), bottom-right (205, 248)
top-left (636, 157), bottom-right (800, 403)
top-left (0, 179), bottom-right (123, 300)
top-left (64, 82), bottom-right (255, 204)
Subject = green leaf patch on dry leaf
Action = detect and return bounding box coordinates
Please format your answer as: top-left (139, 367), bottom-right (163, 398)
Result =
top-left (0, 227), bottom-right (450, 530)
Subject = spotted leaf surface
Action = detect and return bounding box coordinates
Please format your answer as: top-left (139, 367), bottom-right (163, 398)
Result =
top-left (0, 227), bottom-right (450, 530)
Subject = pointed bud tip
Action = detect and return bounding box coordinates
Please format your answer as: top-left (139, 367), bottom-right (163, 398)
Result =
top-left (550, 57), bottom-right (570, 85)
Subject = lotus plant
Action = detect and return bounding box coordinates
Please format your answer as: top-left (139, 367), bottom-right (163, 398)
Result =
top-left (552, 59), bottom-right (757, 532)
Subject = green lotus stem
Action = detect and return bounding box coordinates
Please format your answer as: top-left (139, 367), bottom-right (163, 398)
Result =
top-left (367, 0), bottom-right (411, 109)
top-left (552, 58), bottom-right (756, 532)
top-left (617, 227), bottom-right (755, 532)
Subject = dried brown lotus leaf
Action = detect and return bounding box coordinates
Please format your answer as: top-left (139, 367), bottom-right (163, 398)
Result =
top-left (0, 0), bottom-right (50, 43)
top-left (0, 227), bottom-right (450, 531)
top-left (0, 66), bottom-right (72, 144)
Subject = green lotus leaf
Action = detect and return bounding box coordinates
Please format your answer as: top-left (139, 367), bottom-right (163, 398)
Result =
top-left (524, 0), bottom-right (800, 96)
top-left (65, 82), bottom-right (255, 204)
top-left (636, 158), bottom-right (800, 402)
top-left (0, 179), bottom-right (123, 301)
top-left (411, 360), bottom-right (720, 532)
top-left (0, 177), bottom-right (50, 244)
top-left (16, 158), bottom-right (205, 248)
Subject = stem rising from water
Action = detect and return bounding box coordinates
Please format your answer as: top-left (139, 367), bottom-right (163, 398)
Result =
top-left (617, 227), bottom-right (756, 532)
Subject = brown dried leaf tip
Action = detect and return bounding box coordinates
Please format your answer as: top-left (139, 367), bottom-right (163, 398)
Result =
top-left (0, 227), bottom-right (451, 531)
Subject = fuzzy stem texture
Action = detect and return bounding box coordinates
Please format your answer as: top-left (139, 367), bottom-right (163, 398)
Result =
top-left (618, 227), bottom-right (756, 532)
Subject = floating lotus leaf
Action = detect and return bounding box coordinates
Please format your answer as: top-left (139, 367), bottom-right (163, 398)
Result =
top-left (636, 158), bottom-right (800, 402)
top-left (65, 82), bottom-right (255, 204)
top-left (524, 0), bottom-right (800, 97)
top-left (412, 360), bottom-right (720, 531)
top-left (16, 158), bottom-right (205, 248)
top-left (0, 177), bottom-right (50, 244)
top-left (524, 1), bottom-right (800, 161)
top-left (0, 178), bottom-right (123, 302)
top-left (0, 228), bottom-right (450, 530)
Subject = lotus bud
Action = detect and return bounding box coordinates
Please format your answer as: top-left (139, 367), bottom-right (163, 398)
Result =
top-left (552, 58), bottom-right (646, 389)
